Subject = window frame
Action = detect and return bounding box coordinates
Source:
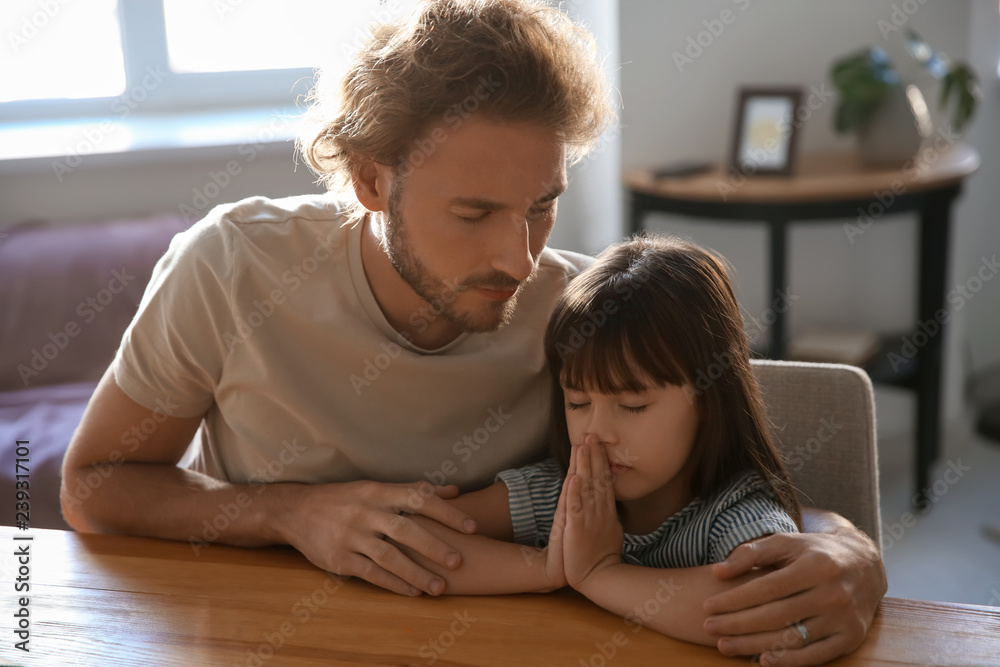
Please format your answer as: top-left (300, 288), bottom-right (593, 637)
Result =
top-left (0, 0), bottom-right (317, 123)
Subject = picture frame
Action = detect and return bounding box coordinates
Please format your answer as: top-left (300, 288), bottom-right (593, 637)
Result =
top-left (728, 87), bottom-right (803, 177)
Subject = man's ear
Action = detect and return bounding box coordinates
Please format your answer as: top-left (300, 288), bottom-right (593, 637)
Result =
top-left (353, 160), bottom-right (393, 213)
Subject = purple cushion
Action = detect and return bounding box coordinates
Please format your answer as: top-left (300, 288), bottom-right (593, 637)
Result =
top-left (0, 214), bottom-right (191, 393)
top-left (0, 382), bottom-right (99, 530)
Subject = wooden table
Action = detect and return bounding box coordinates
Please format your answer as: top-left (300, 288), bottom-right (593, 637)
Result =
top-left (625, 145), bottom-right (980, 508)
top-left (2, 528), bottom-right (999, 666)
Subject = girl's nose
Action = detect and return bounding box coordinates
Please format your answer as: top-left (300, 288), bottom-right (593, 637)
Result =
top-left (582, 411), bottom-right (617, 446)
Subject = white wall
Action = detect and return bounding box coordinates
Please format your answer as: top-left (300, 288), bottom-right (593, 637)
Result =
top-left (619, 0), bottom-right (997, 430)
top-left (957, 1), bottom-right (1000, 377)
top-left (0, 145), bottom-right (321, 227)
top-left (548, 0), bottom-right (623, 255)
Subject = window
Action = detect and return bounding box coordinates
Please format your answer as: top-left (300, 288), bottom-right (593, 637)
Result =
top-left (0, 0), bottom-right (419, 122)
top-left (1, 0), bottom-right (125, 104)
top-left (163, 0), bottom-right (368, 74)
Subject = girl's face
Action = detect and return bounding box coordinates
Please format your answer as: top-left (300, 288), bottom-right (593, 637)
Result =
top-left (561, 381), bottom-right (700, 530)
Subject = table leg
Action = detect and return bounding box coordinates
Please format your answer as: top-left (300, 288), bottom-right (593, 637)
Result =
top-left (913, 187), bottom-right (958, 510)
top-left (768, 220), bottom-right (788, 359)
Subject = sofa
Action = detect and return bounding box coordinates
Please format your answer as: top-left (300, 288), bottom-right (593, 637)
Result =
top-left (0, 214), bottom-right (882, 548)
top-left (1, 213), bottom-right (192, 530)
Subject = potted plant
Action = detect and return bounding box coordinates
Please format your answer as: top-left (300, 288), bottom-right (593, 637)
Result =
top-left (830, 30), bottom-right (980, 166)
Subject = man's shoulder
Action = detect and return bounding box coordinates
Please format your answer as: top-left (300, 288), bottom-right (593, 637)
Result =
top-left (210, 192), bottom-right (351, 229)
top-left (161, 193), bottom-right (353, 281)
top-left (537, 246), bottom-right (595, 280)
top-left (179, 193), bottom-right (352, 254)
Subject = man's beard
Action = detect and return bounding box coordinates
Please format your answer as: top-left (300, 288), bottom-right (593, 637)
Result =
top-left (381, 177), bottom-right (535, 334)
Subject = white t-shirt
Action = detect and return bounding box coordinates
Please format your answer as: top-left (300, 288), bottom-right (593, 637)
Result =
top-left (112, 193), bottom-right (591, 491)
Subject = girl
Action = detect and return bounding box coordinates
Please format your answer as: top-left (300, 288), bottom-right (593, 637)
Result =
top-left (394, 234), bottom-right (802, 649)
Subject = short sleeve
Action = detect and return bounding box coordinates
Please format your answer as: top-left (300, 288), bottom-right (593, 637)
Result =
top-left (495, 458), bottom-right (564, 547)
top-left (707, 473), bottom-right (799, 563)
top-left (112, 215), bottom-right (234, 418)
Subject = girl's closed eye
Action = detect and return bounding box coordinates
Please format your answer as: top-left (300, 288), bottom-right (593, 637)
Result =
top-left (617, 389), bottom-right (650, 414)
top-left (562, 388), bottom-right (588, 409)
top-left (563, 387), bottom-right (648, 413)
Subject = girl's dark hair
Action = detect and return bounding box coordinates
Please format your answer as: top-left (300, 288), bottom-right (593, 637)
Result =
top-left (543, 234), bottom-right (802, 529)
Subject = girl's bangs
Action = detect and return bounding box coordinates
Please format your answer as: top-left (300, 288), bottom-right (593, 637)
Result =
top-left (554, 294), bottom-right (689, 394)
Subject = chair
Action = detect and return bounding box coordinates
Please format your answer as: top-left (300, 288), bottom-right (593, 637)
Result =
top-left (751, 359), bottom-right (882, 550)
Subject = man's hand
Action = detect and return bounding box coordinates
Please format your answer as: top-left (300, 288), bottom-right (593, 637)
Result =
top-left (702, 525), bottom-right (886, 666)
top-left (271, 480), bottom-right (477, 597)
top-left (562, 437), bottom-right (623, 591)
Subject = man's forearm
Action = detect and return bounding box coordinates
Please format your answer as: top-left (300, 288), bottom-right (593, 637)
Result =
top-left (61, 462), bottom-right (294, 548)
top-left (399, 516), bottom-right (563, 594)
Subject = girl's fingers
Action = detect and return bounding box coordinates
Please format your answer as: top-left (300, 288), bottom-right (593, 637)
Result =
top-left (567, 473), bottom-right (582, 518)
top-left (578, 443), bottom-right (596, 518)
top-left (577, 441), bottom-right (592, 487)
top-left (582, 436), bottom-right (614, 514)
top-left (553, 468), bottom-right (572, 533)
top-left (588, 440), bottom-right (604, 508)
top-left (593, 444), bottom-right (616, 513)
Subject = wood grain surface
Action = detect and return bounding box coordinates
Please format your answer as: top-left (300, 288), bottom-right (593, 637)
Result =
top-left (1, 528), bottom-right (998, 666)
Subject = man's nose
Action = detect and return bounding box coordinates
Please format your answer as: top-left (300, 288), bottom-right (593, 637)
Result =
top-left (491, 212), bottom-right (534, 282)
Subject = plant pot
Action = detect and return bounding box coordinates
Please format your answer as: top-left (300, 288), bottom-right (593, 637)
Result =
top-left (857, 84), bottom-right (933, 167)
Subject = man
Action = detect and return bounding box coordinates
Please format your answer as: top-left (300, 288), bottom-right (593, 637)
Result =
top-left (62, 1), bottom-right (885, 664)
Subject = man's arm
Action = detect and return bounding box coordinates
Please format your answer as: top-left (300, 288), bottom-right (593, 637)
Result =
top-left (703, 507), bottom-right (886, 666)
top-left (61, 366), bottom-right (478, 597)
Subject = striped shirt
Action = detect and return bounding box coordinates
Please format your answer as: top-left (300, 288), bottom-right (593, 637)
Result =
top-left (495, 459), bottom-right (798, 566)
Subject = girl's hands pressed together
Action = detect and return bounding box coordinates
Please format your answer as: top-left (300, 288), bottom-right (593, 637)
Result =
top-left (540, 465), bottom-right (574, 590)
top-left (563, 434), bottom-right (624, 592)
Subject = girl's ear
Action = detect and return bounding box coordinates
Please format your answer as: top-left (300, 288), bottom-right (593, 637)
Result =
top-left (352, 160), bottom-right (393, 213)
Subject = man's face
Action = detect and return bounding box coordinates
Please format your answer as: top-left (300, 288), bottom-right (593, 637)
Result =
top-left (379, 114), bottom-right (567, 334)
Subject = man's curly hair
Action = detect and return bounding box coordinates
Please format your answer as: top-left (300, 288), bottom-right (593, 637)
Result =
top-left (297, 0), bottom-right (613, 218)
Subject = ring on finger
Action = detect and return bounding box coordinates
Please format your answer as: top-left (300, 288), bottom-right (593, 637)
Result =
top-left (791, 620), bottom-right (810, 646)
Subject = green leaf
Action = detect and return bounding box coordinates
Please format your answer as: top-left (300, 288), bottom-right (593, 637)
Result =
top-left (939, 73), bottom-right (955, 109)
top-left (833, 99), bottom-right (878, 134)
top-left (939, 61), bottom-right (980, 133)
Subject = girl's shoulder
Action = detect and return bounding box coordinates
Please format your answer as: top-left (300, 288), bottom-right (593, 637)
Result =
top-left (702, 470), bottom-right (800, 562)
top-left (706, 469), bottom-right (773, 505)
